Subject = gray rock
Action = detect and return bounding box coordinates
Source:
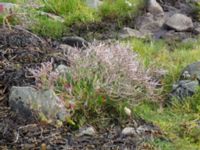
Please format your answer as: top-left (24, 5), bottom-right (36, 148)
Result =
top-left (180, 61), bottom-right (200, 80)
top-left (39, 11), bottom-right (64, 23)
top-left (165, 13), bottom-right (193, 31)
top-left (169, 62), bottom-right (200, 100)
top-left (85, 0), bottom-right (102, 9)
top-left (148, 0), bottom-right (164, 16)
top-left (182, 38), bottom-right (197, 44)
top-left (121, 127), bottom-right (136, 136)
top-left (56, 64), bottom-right (68, 75)
top-left (160, 30), bottom-right (192, 42)
top-left (62, 36), bottom-right (89, 48)
top-left (170, 80), bottom-right (199, 100)
top-left (136, 124), bottom-right (160, 138)
top-left (135, 13), bottom-right (164, 36)
top-left (78, 126), bottom-right (96, 136)
top-left (9, 86), bottom-right (69, 122)
top-left (194, 27), bottom-right (200, 34)
top-left (119, 27), bottom-right (145, 39)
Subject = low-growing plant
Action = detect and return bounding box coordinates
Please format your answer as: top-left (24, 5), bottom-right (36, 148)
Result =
top-left (28, 59), bottom-right (59, 90)
top-left (27, 43), bottom-right (156, 127)
top-left (54, 42), bottom-right (157, 127)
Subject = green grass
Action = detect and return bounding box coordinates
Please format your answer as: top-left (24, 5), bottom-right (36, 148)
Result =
top-left (129, 38), bottom-right (200, 93)
top-left (99, 0), bottom-right (145, 19)
top-left (30, 15), bottom-right (66, 38)
top-left (42, 0), bottom-right (98, 25)
top-left (134, 100), bottom-right (200, 150)
top-left (124, 37), bottom-right (200, 149)
top-left (0, 0), bottom-right (145, 38)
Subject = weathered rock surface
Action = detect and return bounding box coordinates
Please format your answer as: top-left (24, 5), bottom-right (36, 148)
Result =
top-left (148, 0), bottom-right (164, 16)
top-left (165, 13), bottom-right (193, 31)
top-left (85, 0), bottom-right (102, 9)
top-left (180, 61), bottom-right (200, 80)
top-left (135, 13), bottom-right (165, 36)
top-left (122, 127), bottom-right (137, 136)
top-left (62, 36), bottom-right (89, 48)
top-left (78, 126), bottom-right (96, 136)
top-left (170, 62), bottom-right (200, 100)
top-left (119, 27), bottom-right (145, 39)
top-left (170, 80), bottom-right (199, 100)
top-left (9, 86), bottom-right (69, 122)
top-left (56, 64), bottom-right (68, 75)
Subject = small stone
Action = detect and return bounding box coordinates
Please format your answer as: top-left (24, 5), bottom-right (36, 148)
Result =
top-left (136, 124), bottom-right (157, 135)
top-left (180, 61), bottom-right (200, 80)
top-left (56, 64), bottom-right (68, 75)
top-left (148, 0), bottom-right (164, 16)
top-left (170, 80), bottom-right (199, 100)
top-left (119, 27), bottom-right (145, 39)
top-left (124, 107), bottom-right (131, 117)
top-left (194, 27), bottom-right (200, 34)
top-left (62, 36), bottom-right (89, 48)
top-left (165, 13), bottom-right (193, 31)
top-left (85, 0), bottom-right (102, 9)
top-left (78, 126), bottom-right (96, 136)
top-left (39, 11), bottom-right (65, 23)
top-left (122, 127), bottom-right (136, 136)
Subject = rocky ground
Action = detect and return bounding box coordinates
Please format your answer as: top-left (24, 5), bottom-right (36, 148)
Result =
top-left (0, 27), bottom-right (164, 150)
top-left (1, 0), bottom-right (200, 149)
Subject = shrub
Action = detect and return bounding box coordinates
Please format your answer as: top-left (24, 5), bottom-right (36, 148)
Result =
top-left (55, 42), bottom-right (157, 126)
top-left (28, 43), bottom-right (156, 127)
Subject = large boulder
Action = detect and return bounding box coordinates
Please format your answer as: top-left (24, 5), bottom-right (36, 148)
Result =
top-left (165, 13), bottom-right (193, 31)
top-left (9, 86), bottom-right (69, 122)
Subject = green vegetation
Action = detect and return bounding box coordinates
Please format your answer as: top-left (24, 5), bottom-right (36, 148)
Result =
top-left (126, 37), bottom-right (200, 149)
top-left (99, 0), bottom-right (145, 19)
top-left (30, 15), bottom-right (66, 38)
top-left (0, 0), bottom-right (145, 38)
top-left (1, 0), bottom-right (200, 149)
top-left (129, 38), bottom-right (200, 93)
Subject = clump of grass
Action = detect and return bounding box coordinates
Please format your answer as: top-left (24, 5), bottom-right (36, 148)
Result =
top-left (30, 15), bottom-right (66, 38)
top-left (99, 0), bottom-right (145, 20)
top-left (41, 0), bottom-right (98, 25)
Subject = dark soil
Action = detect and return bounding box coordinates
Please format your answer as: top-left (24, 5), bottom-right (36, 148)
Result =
top-left (0, 27), bottom-right (164, 149)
